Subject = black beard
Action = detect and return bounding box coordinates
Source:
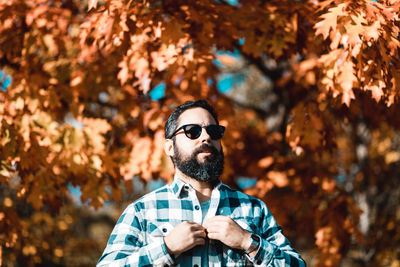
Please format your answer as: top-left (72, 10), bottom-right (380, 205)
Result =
top-left (173, 143), bottom-right (224, 183)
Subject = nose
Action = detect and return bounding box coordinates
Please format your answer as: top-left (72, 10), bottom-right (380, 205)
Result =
top-left (199, 127), bottom-right (211, 143)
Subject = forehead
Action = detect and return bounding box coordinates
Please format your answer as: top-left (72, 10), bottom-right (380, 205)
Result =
top-left (177, 107), bottom-right (216, 126)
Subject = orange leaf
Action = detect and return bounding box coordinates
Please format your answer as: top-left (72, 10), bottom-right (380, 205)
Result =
top-left (267, 171), bottom-right (288, 187)
top-left (338, 60), bottom-right (356, 106)
top-left (117, 60), bottom-right (130, 85)
top-left (258, 157), bottom-right (274, 168)
top-left (314, 3), bottom-right (347, 40)
top-left (88, 0), bottom-right (98, 11)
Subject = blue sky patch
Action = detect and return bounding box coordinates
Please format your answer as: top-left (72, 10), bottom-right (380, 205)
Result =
top-left (149, 82), bottom-right (166, 101)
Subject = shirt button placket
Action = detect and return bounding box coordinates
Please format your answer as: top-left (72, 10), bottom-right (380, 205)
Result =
top-left (189, 188), bottom-right (202, 224)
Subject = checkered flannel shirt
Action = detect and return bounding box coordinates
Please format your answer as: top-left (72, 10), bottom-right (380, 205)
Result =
top-left (97, 177), bottom-right (306, 267)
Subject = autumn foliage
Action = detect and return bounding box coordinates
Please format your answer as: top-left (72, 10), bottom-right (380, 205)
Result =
top-left (1, 0), bottom-right (400, 266)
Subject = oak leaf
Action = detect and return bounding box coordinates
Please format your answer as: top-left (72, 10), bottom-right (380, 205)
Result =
top-left (314, 3), bottom-right (347, 40)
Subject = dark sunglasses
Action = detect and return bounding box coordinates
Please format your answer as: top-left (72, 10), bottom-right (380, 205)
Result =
top-left (171, 124), bottom-right (225, 140)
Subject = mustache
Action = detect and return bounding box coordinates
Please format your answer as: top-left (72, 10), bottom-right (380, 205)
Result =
top-left (194, 143), bottom-right (219, 155)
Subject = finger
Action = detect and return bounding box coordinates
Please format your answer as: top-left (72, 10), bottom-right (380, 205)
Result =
top-left (207, 232), bottom-right (221, 241)
top-left (204, 223), bottom-right (221, 232)
top-left (189, 224), bottom-right (206, 233)
top-left (183, 221), bottom-right (201, 226)
top-left (204, 220), bottom-right (229, 230)
top-left (184, 220), bottom-right (207, 226)
top-left (180, 221), bottom-right (205, 232)
top-left (208, 215), bottom-right (229, 221)
top-left (204, 216), bottom-right (230, 226)
top-left (192, 229), bottom-right (207, 238)
top-left (204, 224), bottom-right (220, 234)
top-left (191, 237), bottom-right (206, 247)
top-left (183, 220), bottom-right (205, 227)
top-left (187, 233), bottom-right (206, 248)
top-left (196, 237), bottom-right (206, 245)
top-left (203, 218), bottom-right (218, 228)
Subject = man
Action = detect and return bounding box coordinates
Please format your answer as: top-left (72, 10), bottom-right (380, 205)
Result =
top-left (97, 100), bottom-right (306, 266)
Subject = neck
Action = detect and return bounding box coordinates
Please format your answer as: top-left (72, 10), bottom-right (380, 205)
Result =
top-left (175, 169), bottom-right (217, 202)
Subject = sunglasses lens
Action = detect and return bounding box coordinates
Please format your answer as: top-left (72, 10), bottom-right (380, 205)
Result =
top-left (206, 125), bottom-right (225, 140)
top-left (184, 125), bottom-right (202, 139)
top-left (178, 124), bottom-right (225, 140)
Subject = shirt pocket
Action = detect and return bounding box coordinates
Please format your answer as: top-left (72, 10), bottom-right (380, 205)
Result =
top-left (146, 221), bottom-right (175, 243)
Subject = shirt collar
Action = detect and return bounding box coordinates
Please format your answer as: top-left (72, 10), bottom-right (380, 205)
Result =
top-left (171, 175), bottom-right (224, 198)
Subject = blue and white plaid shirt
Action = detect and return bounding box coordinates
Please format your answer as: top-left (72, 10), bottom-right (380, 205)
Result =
top-left (97, 177), bottom-right (306, 266)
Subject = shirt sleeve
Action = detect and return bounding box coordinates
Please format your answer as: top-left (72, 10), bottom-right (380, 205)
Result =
top-left (97, 204), bottom-right (175, 267)
top-left (245, 202), bottom-right (307, 267)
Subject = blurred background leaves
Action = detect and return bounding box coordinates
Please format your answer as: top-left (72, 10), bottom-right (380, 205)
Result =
top-left (1, 0), bottom-right (400, 266)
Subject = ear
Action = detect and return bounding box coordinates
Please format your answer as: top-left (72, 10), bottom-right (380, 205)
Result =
top-left (164, 139), bottom-right (175, 157)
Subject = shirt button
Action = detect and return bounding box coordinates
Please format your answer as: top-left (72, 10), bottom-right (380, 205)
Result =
top-left (195, 205), bottom-right (200, 210)
top-left (163, 265), bottom-right (169, 267)
top-left (184, 185), bottom-right (189, 190)
top-left (162, 228), bottom-right (167, 233)
top-left (256, 260), bottom-right (262, 265)
top-left (194, 265), bottom-right (199, 267)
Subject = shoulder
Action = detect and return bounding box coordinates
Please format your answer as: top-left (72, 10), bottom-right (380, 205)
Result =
top-left (123, 183), bottom-right (173, 213)
top-left (220, 184), bottom-right (267, 209)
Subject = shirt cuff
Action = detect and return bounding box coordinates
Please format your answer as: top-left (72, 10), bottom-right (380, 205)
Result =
top-left (245, 237), bottom-right (277, 266)
top-left (146, 238), bottom-right (175, 266)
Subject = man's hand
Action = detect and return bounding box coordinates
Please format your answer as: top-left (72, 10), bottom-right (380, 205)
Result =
top-left (204, 216), bottom-right (252, 251)
top-left (163, 221), bottom-right (206, 257)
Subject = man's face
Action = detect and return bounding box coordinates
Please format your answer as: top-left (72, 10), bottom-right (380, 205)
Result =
top-left (172, 108), bottom-right (224, 183)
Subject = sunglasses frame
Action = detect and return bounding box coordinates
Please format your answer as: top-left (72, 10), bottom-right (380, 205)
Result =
top-left (171, 124), bottom-right (225, 140)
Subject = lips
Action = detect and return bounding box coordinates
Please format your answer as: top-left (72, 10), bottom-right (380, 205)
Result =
top-left (196, 145), bottom-right (217, 156)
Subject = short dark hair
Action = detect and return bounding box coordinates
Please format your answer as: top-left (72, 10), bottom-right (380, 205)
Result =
top-left (164, 100), bottom-right (219, 139)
